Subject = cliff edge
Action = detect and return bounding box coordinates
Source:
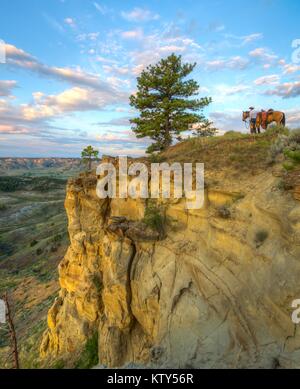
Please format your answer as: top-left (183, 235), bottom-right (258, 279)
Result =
top-left (40, 133), bottom-right (300, 368)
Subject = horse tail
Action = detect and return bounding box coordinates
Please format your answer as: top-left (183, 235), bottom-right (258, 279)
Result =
top-left (281, 112), bottom-right (286, 127)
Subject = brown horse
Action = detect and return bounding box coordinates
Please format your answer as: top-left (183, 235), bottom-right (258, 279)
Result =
top-left (242, 110), bottom-right (286, 133)
top-left (256, 110), bottom-right (286, 130)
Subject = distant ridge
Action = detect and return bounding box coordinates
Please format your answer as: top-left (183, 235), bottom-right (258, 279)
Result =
top-left (0, 158), bottom-right (81, 175)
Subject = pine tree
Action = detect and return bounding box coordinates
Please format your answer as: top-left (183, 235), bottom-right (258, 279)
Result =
top-left (81, 146), bottom-right (99, 171)
top-left (130, 53), bottom-right (212, 153)
top-left (192, 119), bottom-right (218, 137)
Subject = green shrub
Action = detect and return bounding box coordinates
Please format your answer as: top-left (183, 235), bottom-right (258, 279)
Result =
top-left (149, 153), bottom-right (164, 163)
top-left (30, 239), bottom-right (38, 247)
top-left (36, 248), bottom-right (43, 255)
top-left (255, 230), bottom-right (268, 246)
top-left (268, 135), bottom-right (289, 162)
top-left (75, 332), bottom-right (99, 369)
top-left (217, 205), bottom-right (231, 219)
top-left (92, 274), bottom-right (102, 293)
top-left (52, 359), bottom-right (65, 369)
top-left (284, 149), bottom-right (300, 163)
top-left (224, 131), bottom-right (243, 137)
top-left (289, 129), bottom-right (300, 144)
top-left (268, 128), bottom-right (300, 166)
top-left (265, 125), bottom-right (289, 136)
top-left (0, 203), bottom-right (7, 211)
top-left (143, 201), bottom-right (165, 236)
top-left (283, 161), bottom-right (295, 171)
top-left (52, 234), bottom-right (62, 243)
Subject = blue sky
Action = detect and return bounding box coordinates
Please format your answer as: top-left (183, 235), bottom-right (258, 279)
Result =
top-left (0, 0), bottom-right (300, 157)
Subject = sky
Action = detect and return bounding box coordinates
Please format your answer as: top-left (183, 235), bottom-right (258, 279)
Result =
top-left (0, 0), bottom-right (300, 157)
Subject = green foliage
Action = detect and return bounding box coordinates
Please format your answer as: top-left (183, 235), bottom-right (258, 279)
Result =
top-left (30, 239), bottom-right (38, 247)
top-left (265, 125), bottom-right (289, 136)
top-left (75, 332), bottom-right (99, 369)
top-left (289, 129), bottom-right (300, 144)
top-left (282, 161), bottom-right (295, 171)
top-left (284, 149), bottom-right (300, 163)
top-left (223, 131), bottom-right (244, 138)
top-left (36, 248), bottom-right (43, 256)
top-left (81, 146), bottom-right (99, 171)
top-left (52, 359), bottom-right (65, 369)
top-left (0, 176), bottom-right (66, 192)
top-left (255, 230), bottom-right (268, 246)
top-left (268, 128), bottom-right (300, 167)
top-left (148, 153), bottom-right (165, 163)
top-left (52, 234), bottom-right (62, 243)
top-left (0, 241), bottom-right (14, 256)
top-left (192, 119), bottom-right (218, 137)
top-left (0, 203), bottom-right (7, 211)
top-left (217, 205), bottom-right (231, 219)
top-left (92, 274), bottom-right (102, 293)
top-left (130, 53), bottom-right (212, 153)
top-left (143, 201), bottom-right (165, 236)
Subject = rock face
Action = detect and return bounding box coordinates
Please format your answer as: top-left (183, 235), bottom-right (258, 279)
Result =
top-left (41, 168), bottom-right (300, 368)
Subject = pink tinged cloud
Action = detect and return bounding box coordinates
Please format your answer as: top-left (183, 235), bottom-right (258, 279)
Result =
top-left (254, 74), bottom-right (280, 86)
top-left (0, 80), bottom-right (17, 96)
top-left (264, 81), bottom-right (300, 98)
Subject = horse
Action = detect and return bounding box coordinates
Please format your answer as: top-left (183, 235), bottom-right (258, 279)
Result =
top-left (256, 110), bottom-right (286, 130)
top-left (242, 111), bottom-right (260, 134)
top-left (242, 110), bottom-right (286, 134)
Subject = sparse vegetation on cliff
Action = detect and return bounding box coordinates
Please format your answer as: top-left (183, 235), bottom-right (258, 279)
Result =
top-left (75, 332), bottom-right (99, 369)
top-left (143, 201), bottom-right (165, 236)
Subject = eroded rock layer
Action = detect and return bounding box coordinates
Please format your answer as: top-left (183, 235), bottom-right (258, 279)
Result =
top-left (41, 168), bottom-right (300, 368)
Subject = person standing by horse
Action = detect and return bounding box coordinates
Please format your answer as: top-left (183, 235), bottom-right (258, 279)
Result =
top-left (249, 107), bottom-right (259, 134)
top-left (243, 108), bottom-right (286, 134)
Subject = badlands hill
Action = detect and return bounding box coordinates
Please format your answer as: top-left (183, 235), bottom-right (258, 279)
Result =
top-left (39, 129), bottom-right (300, 369)
top-left (0, 158), bottom-right (81, 176)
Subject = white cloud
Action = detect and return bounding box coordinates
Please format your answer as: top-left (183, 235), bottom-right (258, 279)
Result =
top-left (121, 7), bottom-right (160, 22)
top-left (77, 32), bottom-right (99, 41)
top-left (283, 64), bottom-right (300, 74)
top-left (0, 80), bottom-right (17, 96)
top-left (264, 81), bottom-right (300, 98)
top-left (103, 64), bottom-right (130, 76)
top-left (215, 84), bottom-right (250, 95)
top-left (242, 33), bottom-right (263, 45)
top-left (285, 108), bottom-right (300, 127)
top-left (209, 110), bottom-right (244, 132)
top-left (31, 86), bottom-right (128, 115)
top-left (64, 17), bottom-right (76, 27)
top-left (5, 43), bottom-right (126, 97)
top-left (222, 32), bottom-right (263, 47)
top-left (249, 47), bottom-right (278, 63)
top-left (121, 29), bottom-right (143, 40)
top-left (93, 2), bottom-right (111, 15)
top-left (205, 56), bottom-right (250, 71)
top-left (254, 74), bottom-right (280, 85)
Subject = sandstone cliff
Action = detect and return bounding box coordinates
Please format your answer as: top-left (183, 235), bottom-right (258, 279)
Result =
top-left (40, 136), bottom-right (300, 368)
